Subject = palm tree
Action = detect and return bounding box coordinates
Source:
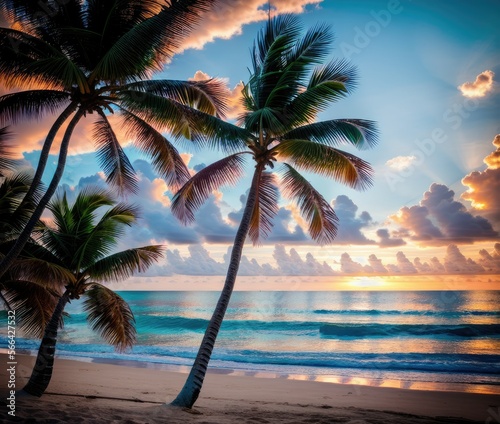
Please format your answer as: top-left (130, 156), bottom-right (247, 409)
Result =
top-left (18, 187), bottom-right (163, 397)
top-left (169, 14), bottom-right (378, 408)
top-left (0, 0), bottom-right (227, 279)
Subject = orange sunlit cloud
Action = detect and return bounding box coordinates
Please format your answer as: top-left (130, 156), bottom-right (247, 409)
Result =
top-left (458, 70), bottom-right (495, 98)
top-left (178, 0), bottom-right (322, 52)
top-left (461, 135), bottom-right (500, 225)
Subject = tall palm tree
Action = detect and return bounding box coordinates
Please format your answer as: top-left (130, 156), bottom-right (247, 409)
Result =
top-left (0, 0), bottom-right (227, 279)
top-left (169, 14), bottom-right (378, 408)
top-left (18, 187), bottom-right (163, 397)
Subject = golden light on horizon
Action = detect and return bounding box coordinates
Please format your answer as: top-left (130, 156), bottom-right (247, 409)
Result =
top-left (348, 277), bottom-right (386, 289)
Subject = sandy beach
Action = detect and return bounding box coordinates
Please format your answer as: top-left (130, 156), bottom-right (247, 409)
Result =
top-left (0, 354), bottom-right (498, 423)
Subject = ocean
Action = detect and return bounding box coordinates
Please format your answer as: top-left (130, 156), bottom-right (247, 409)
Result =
top-left (2, 290), bottom-right (499, 394)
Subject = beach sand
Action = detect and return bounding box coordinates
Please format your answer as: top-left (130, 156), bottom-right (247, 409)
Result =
top-left (1, 354), bottom-right (498, 423)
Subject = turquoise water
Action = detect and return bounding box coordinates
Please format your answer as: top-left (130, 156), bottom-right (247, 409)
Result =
top-left (2, 290), bottom-right (499, 393)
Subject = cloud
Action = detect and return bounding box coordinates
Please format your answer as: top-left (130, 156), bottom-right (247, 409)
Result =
top-left (166, 245), bottom-right (226, 275)
top-left (376, 228), bottom-right (406, 247)
top-left (392, 183), bottom-right (498, 244)
top-left (133, 240), bottom-right (500, 277)
top-left (273, 244), bottom-right (334, 275)
top-left (443, 245), bottom-right (484, 274)
top-left (177, 0), bottom-right (323, 53)
top-left (458, 70), bottom-right (495, 98)
top-left (149, 243), bottom-right (334, 276)
top-left (461, 135), bottom-right (500, 225)
top-left (477, 243), bottom-right (500, 273)
top-left (331, 195), bottom-right (375, 244)
top-left (385, 155), bottom-right (417, 171)
top-left (340, 253), bottom-right (366, 274)
top-left (367, 254), bottom-right (388, 273)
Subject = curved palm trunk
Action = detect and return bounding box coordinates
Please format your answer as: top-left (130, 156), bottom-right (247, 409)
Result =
top-left (0, 108), bottom-right (84, 280)
top-left (21, 102), bottom-right (78, 208)
top-left (171, 164), bottom-right (264, 408)
top-left (22, 289), bottom-right (70, 397)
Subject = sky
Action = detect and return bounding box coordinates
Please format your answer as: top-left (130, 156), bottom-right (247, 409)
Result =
top-left (2, 0), bottom-right (500, 290)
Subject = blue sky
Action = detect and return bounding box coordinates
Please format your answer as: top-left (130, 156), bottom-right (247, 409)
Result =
top-left (5, 0), bottom-right (500, 281)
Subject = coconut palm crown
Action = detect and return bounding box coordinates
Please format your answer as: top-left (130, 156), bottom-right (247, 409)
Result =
top-left (169, 14), bottom-right (378, 408)
top-left (20, 187), bottom-right (163, 397)
top-left (0, 0), bottom-right (229, 278)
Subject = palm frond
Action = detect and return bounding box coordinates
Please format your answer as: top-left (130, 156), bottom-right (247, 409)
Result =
top-left (86, 245), bottom-right (163, 282)
top-left (252, 14), bottom-right (301, 74)
top-left (171, 153), bottom-right (248, 224)
top-left (124, 78), bottom-right (229, 118)
top-left (0, 280), bottom-right (59, 338)
top-left (83, 284), bottom-right (136, 352)
top-left (0, 27), bottom-right (89, 92)
top-left (118, 107), bottom-right (191, 189)
top-left (274, 139), bottom-right (374, 190)
top-left (90, 0), bottom-right (215, 82)
top-left (263, 23), bottom-right (334, 111)
top-left (287, 60), bottom-right (357, 125)
top-left (0, 171), bottom-right (34, 237)
top-left (43, 188), bottom-right (116, 264)
top-left (73, 202), bottom-right (140, 270)
top-left (177, 106), bottom-right (253, 153)
top-left (93, 111), bottom-right (138, 195)
top-left (284, 119), bottom-right (379, 150)
top-left (280, 163), bottom-right (338, 244)
top-left (118, 90), bottom-right (195, 140)
top-left (250, 15), bottom-right (301, 111)
top-left (0, 90), bottom-right (70, 126)
top-left (242, 106), bottom-right (287, 136)
top-left (8, 253), bottom-right (75, 287)
top-left (0, 127), bottom-right (16, 175)
top-left (248, 172), bottom-right (279, 245)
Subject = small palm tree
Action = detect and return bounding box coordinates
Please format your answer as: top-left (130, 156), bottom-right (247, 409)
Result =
top-left (0, 0), bottom-right (227, 279)
top-left (169, 14), bottom-right (378, 408)
top-left (19, 187), bottom-right (163, 397)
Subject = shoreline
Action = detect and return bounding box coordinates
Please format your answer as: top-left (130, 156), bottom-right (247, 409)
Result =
top-left (1, 354), bottom-right (499, 423)
top-left (7, 348), bottom-right (500, 396)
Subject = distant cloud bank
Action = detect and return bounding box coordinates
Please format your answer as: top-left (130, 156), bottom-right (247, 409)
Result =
top-left (141, 242), bottom-right (500, 277)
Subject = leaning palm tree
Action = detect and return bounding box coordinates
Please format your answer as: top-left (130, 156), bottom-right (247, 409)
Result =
top-left (0, 0), bottom-right (227, 279)
top-left (169, 14), bottom-right (378, 408)
top-left (19, 187), bottom-right (163, 397)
